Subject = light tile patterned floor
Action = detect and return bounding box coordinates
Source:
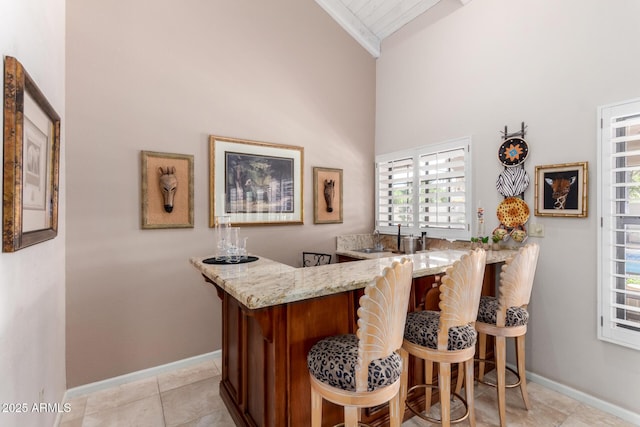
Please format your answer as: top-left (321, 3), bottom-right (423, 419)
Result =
top-left (59, 356), bottom-right (634, 427)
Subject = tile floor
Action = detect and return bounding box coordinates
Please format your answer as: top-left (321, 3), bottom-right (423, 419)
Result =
top-left (58, 356), bottom-right (634, 427)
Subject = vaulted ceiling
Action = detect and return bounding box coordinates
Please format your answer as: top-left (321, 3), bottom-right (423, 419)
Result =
top-left (315, 0), bottom-right (472, 58)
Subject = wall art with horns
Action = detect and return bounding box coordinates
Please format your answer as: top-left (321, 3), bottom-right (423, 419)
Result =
top-left (313, 167), bottom-right (343, 224)
top-left (140, 150), bottom-right (194, 229)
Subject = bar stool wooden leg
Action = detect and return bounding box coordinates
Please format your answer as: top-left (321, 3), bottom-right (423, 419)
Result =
top-left (465, 358), bottom-right (476, 427)
top-left (389, 389), bottom-right (402, 427)
top-left (399, 348), bottom-right (409, 413)
top-left (478, 332), bottom-right (487, 381)
top-left (345, 406), bottom-right (358, 427)
top-left (495, 335), bottom-right (507, 427)
top-left (516, 334), bottom-right (531, 410)
top-left (425, 360), bottom-right (434, 413)
top-left (311, 387), bottom-right (322, 427)
top-left (455, 362), bottom-right (464, 395)
top-left (438, 362), bottom-right (452, 426)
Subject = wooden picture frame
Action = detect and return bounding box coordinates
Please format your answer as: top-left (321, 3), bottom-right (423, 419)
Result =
top-left (209, 135), bottom-right (303, 226)
top-left (141, 151), bottom-right (194, 229)
top-left (313, 167), bottom-right (343, 224)
top-left (534, 161), bottom-right (588, 217)
top-left (3, 56), bottom-right (61, 252)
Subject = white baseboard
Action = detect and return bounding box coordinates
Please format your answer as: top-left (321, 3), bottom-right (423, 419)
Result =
top-left (64, 350), bottom-right (220, 400)
top-left (507, 363), bottom-right (640, 426)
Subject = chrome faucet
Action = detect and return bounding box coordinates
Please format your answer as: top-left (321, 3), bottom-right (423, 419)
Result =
top-left (373, 229), bottom-right (383, 250)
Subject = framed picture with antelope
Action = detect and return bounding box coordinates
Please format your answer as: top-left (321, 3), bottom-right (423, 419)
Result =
top-left (313, 167), bottom-right (343, 224)
top-left (140, 151), bottom-right (194, 229)
top-left (209, 135), bottom-right (304, 226)
top-left (534, 161), bottom-right (588, 217)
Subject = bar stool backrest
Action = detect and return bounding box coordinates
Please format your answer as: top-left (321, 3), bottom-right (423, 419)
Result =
top-left (302, 252), bottom-right (332, 267)
top-left (497, 243), bottom-right (540, 327)
top-left (437, 249), bottom-right (487, 350)
top-left (355, 258), bottom-right (413, 392)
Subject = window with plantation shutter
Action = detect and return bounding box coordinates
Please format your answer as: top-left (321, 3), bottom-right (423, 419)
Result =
top-left (376, 154), bottom-right (414, 229)
top-left (598, 98), bottom-right (640, 351)
top-left (375, 137), bottom-right (472, 240)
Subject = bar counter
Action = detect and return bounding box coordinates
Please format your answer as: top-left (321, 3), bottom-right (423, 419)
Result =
top-left (190, 249), bottom-right (517, 426)
top-left (190, 249), bottom-right (516, 310)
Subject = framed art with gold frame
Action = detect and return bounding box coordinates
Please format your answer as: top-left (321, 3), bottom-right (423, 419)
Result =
top-left (534, 161), bottom-right (588, 217)
top-left (3, 56), bottom-right (61, 252)
top-left (140, 150), bottom-right (194, 229)
top-left (313, 167), bottom-right (343, 224)
top-left (209, 135), bottom-right (303, 226)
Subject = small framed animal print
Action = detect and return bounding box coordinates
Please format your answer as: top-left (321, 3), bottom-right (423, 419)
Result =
top-left (140, 151), bottom-right (194, 229)
top-left (534, 162), bottom-right (588, 217)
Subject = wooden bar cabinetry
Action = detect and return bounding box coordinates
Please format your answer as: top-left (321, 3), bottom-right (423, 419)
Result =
top-left (204, 260), bottom-right (499, 426)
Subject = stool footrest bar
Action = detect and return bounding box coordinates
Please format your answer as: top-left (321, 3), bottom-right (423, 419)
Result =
top-left (474, 357), bottom-right (522, 388)
top-left (405, 384), bottom-right (470, 425)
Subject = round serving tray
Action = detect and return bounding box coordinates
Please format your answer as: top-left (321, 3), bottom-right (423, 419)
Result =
top-left (203, 256), bottom-right (259, 265)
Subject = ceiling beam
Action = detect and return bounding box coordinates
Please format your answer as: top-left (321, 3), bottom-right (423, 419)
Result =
top-left (372, 0), bottom-right (441, 40)
top-left (315, 0), bottom-right (381, 58)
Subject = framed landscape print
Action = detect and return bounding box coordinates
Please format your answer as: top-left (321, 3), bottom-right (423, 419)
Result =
top-left (209, 135), bottom-right (304, 226)
top-left (3, 56), bottom-right (61, 252)
top-left (534, 162), bottom-right (588, 217)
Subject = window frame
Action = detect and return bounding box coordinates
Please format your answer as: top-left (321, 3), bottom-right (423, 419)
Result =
top-left (375, 136), bottom-right (472, 241)
top-left (597, 97), bottom-right (640, 351)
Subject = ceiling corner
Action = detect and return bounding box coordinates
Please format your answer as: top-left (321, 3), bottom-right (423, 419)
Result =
top-left (315, 0), bottom-right (471, 59)
top-left (315, 0), bottom-right (381, 58)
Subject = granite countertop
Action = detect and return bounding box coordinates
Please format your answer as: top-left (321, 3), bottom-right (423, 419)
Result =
top-left (190, 249), bottom-right (518, 310)
top-left (336, 248), bottom-right (403, 260)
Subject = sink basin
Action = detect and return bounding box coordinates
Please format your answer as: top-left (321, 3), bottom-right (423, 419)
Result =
top-left (354, 247), bottom-right (388, 253)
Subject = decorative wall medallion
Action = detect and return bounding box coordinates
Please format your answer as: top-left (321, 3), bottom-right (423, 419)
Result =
top-left (496, 167), bottom-right (530, 197)
top-left (496, 196), bottom-right (530, 228)
top-left (498, 136), bottom-right (529, 167)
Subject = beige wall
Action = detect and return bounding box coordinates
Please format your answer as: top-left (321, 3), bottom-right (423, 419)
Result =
top-left (0, 0), bottom-right (66, 426)
top-left (65, 0), bottom-right (376, 387)
top-left (377, 0), bottom-right (640, 415)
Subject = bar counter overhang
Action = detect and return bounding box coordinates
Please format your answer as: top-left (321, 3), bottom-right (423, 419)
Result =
top-left (190, 249), bottom-right (517, 426)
